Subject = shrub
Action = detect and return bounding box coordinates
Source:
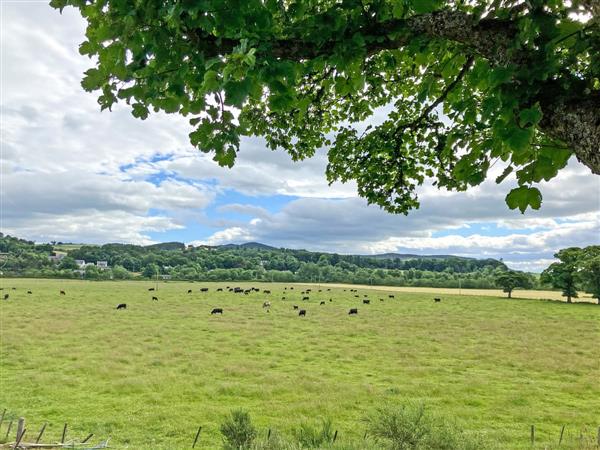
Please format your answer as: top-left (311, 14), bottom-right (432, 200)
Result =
top-left (293, 418), bottom-right (335, 448)
top-left (221, 409), bottom-right (257, 450)
top-left (367, 403), bottom-right (489, 450)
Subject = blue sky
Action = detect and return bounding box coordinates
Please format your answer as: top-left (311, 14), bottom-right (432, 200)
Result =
top-left (1, 2), bottom-right (599, 272)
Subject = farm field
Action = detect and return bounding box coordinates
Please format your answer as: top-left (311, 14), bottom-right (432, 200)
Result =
top-left (0, 278), bottom-right (599, 449)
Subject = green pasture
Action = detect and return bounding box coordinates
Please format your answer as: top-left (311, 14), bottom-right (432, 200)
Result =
top-left (0, 279), bottom-right (598, 449)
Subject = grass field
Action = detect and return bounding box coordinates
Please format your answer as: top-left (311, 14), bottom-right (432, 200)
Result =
top-left (0, 279), bottom-right (598, 449)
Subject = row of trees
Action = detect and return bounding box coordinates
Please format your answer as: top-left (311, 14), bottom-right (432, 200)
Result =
top-left (2, 234), bottom-right (597, 302)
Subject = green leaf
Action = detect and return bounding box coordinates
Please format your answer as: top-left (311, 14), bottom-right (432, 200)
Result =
top-left (506, 186), bottom-right (543, 213)
top-left (203, 70), bottom-right (220, 92)
top-left (519, 105), bottom-right (543, 127)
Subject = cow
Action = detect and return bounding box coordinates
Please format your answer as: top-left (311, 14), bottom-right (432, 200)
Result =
top-left (318, 290), bottom-right (322, 292)
top-left (300, 291), bottom-right (305, 295)
top-left (27, 290), bottom-right (32, 294)
top-left (187, 289), bottom-right (192, 294)
top-left (216, 288), bottom-right (223, 292)
top-left (293, 305), bottom-right (299, 310)
top-left (388, 294), bottom-right (395, 298)
top-left (60, 290), bottom-right (66, 295)
top-left (327, 289), bottom-right (331, 291)
top-left (329, 298), bottom-right (333, 302)
top-left (302, 296), bottom-right (310, 301)
top-left (263, 301), bottom-right (271, 308)
top-left (281, 296), bottom-right (286, 300)
top-left (148, 288), bottom-right (155, 291)
top-left (263, 290), bottom-right (271, 294)
top-left (290, 287), bottom-right (294, 290)
top-left (298, 309), bottom-right (306, 316)
top-left (320, 301), bottom-right (325, 305)
top-left (200, 288), bottom-right (209, 292)
top-left (116, 303), bottom-right (127, 310)
top-left (11, 287), bottom-right (16, 290)
top-left (152, 296), bottom-right (158, 301)
top-left (348, 308), bottom-right (358, 315)
top-left (379, 298), bottom-right (384, 302)
top-left (244, 290), bottom-right (251, 295)
top-left (284, 287), bottom-right (287, 290)
top-left (3, 294), bottom-right (8, 300)
top-left (363, 299), bottom-right (370, 304)
top-left (434, 298), bottom-right (442, 303)
top-left (211, 308), bottom-right (223, 315)
top-left (354, 295), bottom-right (359, 298)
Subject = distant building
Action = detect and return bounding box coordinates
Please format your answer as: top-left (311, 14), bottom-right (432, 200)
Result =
top-left (96, 261), bottom-right (109, 270)
top-left (75, 260), bottom-right (86, 268)
top-left (160, 274), bottom-right (172, 280)
top-left (48, 254), bottom-right (66, 263)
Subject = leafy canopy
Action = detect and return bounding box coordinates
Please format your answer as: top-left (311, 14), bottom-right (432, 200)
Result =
top-left (50, 0), bottom-right (599, 213)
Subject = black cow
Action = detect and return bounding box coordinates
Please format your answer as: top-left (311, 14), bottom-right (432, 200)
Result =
top-left (363, 299), bottom-right (370, 304)
top-left (3, 294), bottom-right (8, 300)
top-left (348, 308), bottom-right (358, 315)
top-left (302, 296), bottom-right (310, 301)
top-left (211, 308), bottom-right (223, 315)
top-left (434, 298), bottom-right (442, 303)
top-left (284, 287), bottom-right (287, 290)
top-left (290, 287), bottom-right (294, 290)
top-left (116, 303), bottom-right (127, 310)
top-left (27, 290), bottom-right (32, 294)
top-left (187, 289), bottom-right (192, 294)
top-left (293, 305), bottom-right (299, 310)
top-left (388, 294), bottom-right (395, 298)
top-left (354, 295), bottom-right (359, 298)
top-left (320, 301), bottom-right (325, 305)
top-left (152, 296), bottom-right (159, 301)
top-left (379, 298), bottom-right (384, 302)
top-left (298, 309), bottom-right (306, 316)
top-left (281, 296), bottom-right (286, 300)
top-left (216, 288), bottom-right (223, 292)
top-left (329, 298), bottom-right (333, 302)
top-left (263, 290), bottom-right (271, 294)
top-left (200, 288), bottom-right (209, 292)
top-left (60, 290), bottom-right (66, 295)
top-left (327, 289), bottom-right (331, 291)
top-left (148, 288), bottom-right (155, 291)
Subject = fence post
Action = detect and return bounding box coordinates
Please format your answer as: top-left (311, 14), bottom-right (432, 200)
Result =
top-left (16, 418), bottom-right (25, 443)
top-left (192, 426), bottom-right (202, 448)
top-left (530, 425), bottom-right (535, 446)
top-left (4, 420), bottom-right (13, 441)
top-left (61, 423), bottom-right (68, 443)
top-left (35, 423), bottom-right (47, 444)
top-left (558, 425), bottom-right (565, 446)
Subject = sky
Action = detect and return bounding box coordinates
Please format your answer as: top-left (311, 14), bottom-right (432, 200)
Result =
top-left (1, 2), bottom-right (599, 272)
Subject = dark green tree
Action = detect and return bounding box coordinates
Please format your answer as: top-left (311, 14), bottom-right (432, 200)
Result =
top-left (577, 246), bottom-right (600, 304)
top-left (494, 270), bottom-right (533, 298)
top-left (50, 0), bottom-right (599, 214)
top-left (541, 247), bottom-right (582, 303)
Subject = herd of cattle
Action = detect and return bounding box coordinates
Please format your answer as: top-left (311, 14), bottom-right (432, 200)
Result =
top-left (1, 285), bottom-right (443, 316)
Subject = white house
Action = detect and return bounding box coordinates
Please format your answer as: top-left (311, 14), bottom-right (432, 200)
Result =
top-left (96, 261), bottom-right (109, 270)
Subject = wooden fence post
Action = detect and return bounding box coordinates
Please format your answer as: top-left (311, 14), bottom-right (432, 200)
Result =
top-left (61, 423), bottom-right (68, 443)
top-left (4, 420), bottom-right (13, 441)
top-left (530, 425), bottom-right (535, 446)
top-left (13, 428), bottom-right (26, 450)
top-left (192, 426), bottom-right (202, 448)
top-left (16, 418), bottom-right (24, 443)
top-left (558, 425), bottom-right (565, 446)
top-left (35, 423), bottom-right (47, 444)
top-left (332, 430), bottom-right (338, 443)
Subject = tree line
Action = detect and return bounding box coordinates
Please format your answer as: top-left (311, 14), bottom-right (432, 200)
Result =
top-left (1, 234), bottom-right (598, 301)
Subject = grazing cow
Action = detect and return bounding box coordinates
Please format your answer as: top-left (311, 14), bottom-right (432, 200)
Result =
top-left (263, 301), bottom-right (271, 308)
top-left (434, 298), bottom-right (442, 303)
top-left (116, 303), bottom-right (127, 310)
top-left (320, 301), bottom-right (325, 305)
top-left (329, 298), bottom-right (333, 302)
top-left (152, 296), bottom-right (159, 301)
top-left (284, 287), bottom-right (287, 290)
top-left (380, 298), bottom-right (384, 302)
top-left (244, 290), bottom-right (251, 295)
top-left (363, 299), bottom-right (370, 304)
top-left (348, 308), bottom-right (358, 315)
top-left (388, 295), bottom-right (395, 299)
top-left (327, 288), bottom-right (331, 291)
top-left (263, 290), bottom-right (271, 294)
top-left (12, 287), bottom-right (16, 290)
top-left (301, 291), bottom-right (305, 295)
top-left (27, 290), bottom-right (32, 294)
top-left (60, 290), bottom-right (66, 295)
top-left (187, 289), bottom-right (192, 294)
top-left (148, 288), bottom-right (155, 291)
top-left (3, 294), bottom-right (8, 300)
top-left (354, 295), bottom-right (359, 298)
top-left (290, 287), bottom-right (294, 290)
top-left (298, 309), bottom-right (306, 317)
top-left (302, 296), bottom-right (310, 301)
top-left (211, 308), bottom-right (223, 315)
top-left (217, 288), bottom-right (223, 292)
top-left (200, 288), bottom-right (209, 292)
top-left (281, 296), bottom-right (286, 300)
top-left (293, 305), bottom-right (299, 310)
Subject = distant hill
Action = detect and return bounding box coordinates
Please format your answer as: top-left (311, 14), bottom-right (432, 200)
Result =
top-left (145, 242), bottom-right (186, 251)
top-left (365, 253), bottom-right (475, 260)
top-left (217, 242), bottom-right (278, 251)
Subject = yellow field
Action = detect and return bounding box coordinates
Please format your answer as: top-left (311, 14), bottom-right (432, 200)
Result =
top-left (298, 283), bottom-right (596, 303)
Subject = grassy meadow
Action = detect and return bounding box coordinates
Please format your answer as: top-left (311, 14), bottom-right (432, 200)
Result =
top-left (0, 278), bottom-right (598, 449)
